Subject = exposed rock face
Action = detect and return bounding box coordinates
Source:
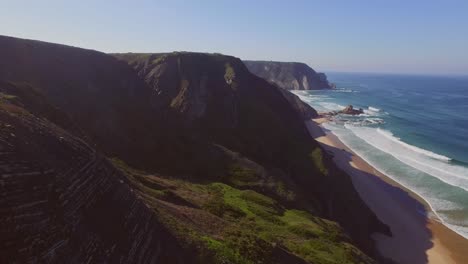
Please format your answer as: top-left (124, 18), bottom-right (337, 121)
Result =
top-left (340, 105), bottom-right (364, 115)
top-left (0, 35), bottom-right (157, 168)
top-left (243, 61), bottom-right (332, 90)
top-left (116, 52), bottom-right (390, 254)
top-left (0, 35), bottom-right (389, 263)
top-left (116, 52), bottom-right (318, 122)
top-left (115, 52), bottom-right (249, 123)
top-left (0, 81), bottom-right (188, 263)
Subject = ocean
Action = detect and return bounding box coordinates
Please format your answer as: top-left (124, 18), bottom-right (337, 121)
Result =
top-left (292, 72), bottom-right (468, 239)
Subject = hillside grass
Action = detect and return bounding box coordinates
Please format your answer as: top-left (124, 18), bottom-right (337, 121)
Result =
top-left (110, 158), bottom-right (372, 264)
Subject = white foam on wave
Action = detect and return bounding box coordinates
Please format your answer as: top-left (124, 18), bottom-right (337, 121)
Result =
top-left (363, 106), bottom-right (386, 116)
top-left (331, 88), bottom-right (357, 93)
top-left (323, 122), bottom-right (468, 239)
top-left (345, 125), bottom-right (468, 192)
top-left (366, 118), bottom-right (385, 125)
top-left (319, 102), bottom-right (346, 111)
top-left (292, 92), bottom-right (329, 102)
top-left (425, 198), bottom-right (468, 240)
top-left (376, 128), bottom-right (451, 162)
top-left (291, 91), bottom-right (338, 112)
top-left (429, 197), bottom-right (466, 211)
top-left (345, 118), bottom-right (385, 126)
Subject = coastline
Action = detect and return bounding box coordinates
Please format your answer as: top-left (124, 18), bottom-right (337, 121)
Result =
top-left (307, 117), bottom-right (468, 264)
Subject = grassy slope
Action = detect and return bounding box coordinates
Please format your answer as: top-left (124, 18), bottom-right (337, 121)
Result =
top-left (111, 52), bottom-right (387, 263)
top-left (112, 158), bottom-right (374, 264)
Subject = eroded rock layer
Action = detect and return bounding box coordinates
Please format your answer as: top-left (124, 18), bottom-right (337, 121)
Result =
top-left (0, 82), bottom-right (187, 263)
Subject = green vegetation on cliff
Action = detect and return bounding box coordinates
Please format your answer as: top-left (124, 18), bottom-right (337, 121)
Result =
top-left (112, 158), bottom-right (375, 264)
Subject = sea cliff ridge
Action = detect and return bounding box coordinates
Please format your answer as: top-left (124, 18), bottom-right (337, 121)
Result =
top-left (1, 36), bottom-right (388, 263)
top-left (244, 60), bottom-right (333, 90)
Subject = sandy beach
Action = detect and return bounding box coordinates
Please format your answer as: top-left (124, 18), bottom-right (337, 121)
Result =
top-left (307, 117), bottom-right (468, 264)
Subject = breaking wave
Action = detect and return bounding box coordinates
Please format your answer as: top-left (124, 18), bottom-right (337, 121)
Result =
top-left (345, 125), bottom-right (468, 192)
top-left (368, 106), bottom-right (381, 112)
top-left (376, 128), bottom-right (451, 162)
top-left (324, 122), bottom-right (468, 239)
top-left (298, 75), bottom-right (468, 240)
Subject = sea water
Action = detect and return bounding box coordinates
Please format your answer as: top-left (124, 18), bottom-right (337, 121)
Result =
top-left (292, 72), bottom-right (468, 239)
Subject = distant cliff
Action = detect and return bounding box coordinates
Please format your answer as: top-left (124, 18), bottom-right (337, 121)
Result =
top-left (243, 61), bottom-right (332, 90)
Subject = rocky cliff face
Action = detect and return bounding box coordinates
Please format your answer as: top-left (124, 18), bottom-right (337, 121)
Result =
top-left (0, 81), bottom-right (188, 263)
top-left (243, 61), bottom-right (332, 90)
top-left (0, 35), bottom-right (388, 263)
top-left (0, 36), bottom-right (159, 168)
top-left (116, 52), bottom-right (317, 122)
top-left (116, 52), bottom-right (390, 255)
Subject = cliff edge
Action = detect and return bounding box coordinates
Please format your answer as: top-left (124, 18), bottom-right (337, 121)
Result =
top-left (243, 60), bottom-right (332, 90)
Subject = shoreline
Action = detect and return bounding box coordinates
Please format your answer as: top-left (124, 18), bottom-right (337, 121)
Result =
top-left (307, 117), bottom-right (468, 264)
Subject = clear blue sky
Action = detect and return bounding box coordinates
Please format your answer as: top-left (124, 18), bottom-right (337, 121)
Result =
top-left (1, 0), bottom-right (468, 75)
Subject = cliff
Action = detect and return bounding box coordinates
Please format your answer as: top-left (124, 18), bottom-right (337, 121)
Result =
top-left (243, 60), bottom-right (332, 90)
top-left (0, 81), bottom-right (188, 263)
top-left (116, 52), bottom-right (390, 255)
top-left (0, 36), bottom-right (388, 263)
top-left (0, 35), bottom-right (158, 168)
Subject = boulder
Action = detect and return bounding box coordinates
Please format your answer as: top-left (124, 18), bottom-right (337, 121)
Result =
top-left (340, 105), bottom-right (363, 115)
